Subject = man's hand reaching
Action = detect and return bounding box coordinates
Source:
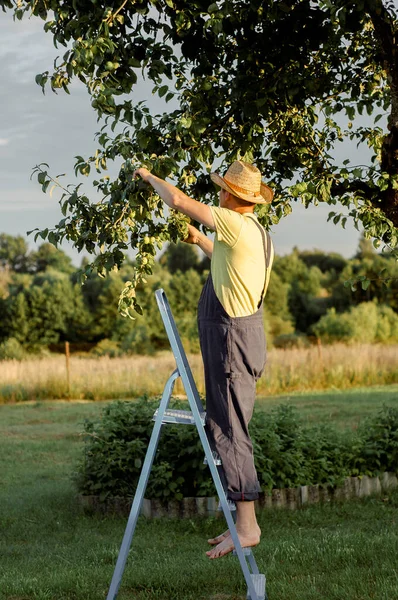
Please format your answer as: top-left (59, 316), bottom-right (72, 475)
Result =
top-left (133, 167), bottom-right (152, 182)
top-left (183, 224), bottom-right (201, 245)
top-left (131, 165), bottom-right (215, 230)
top-left (183, 224), bottom-right (213, 259)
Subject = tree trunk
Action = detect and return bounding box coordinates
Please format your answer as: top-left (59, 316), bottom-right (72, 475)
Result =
top-left (368, 0), bottom-right (398, 227)
top-left (380, 123), bottom-right (398, 226)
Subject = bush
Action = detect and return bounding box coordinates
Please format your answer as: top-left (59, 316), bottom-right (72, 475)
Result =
top-left (376, 305), bottom-right (398, 343)
top-left (273, 333), bottom-right (310, 349)
top-left (119, 323), bottom-right (156, 355)
top-left (354, 406), bottom-right (398, 475)
top-left (75, 400), bottom-right (398, 504)
top-left (264, 309), bottom-right (295, 348)
top-left (0, 337), bottom-right (25, 360)
top-left (75, 397), bottom-right (215, 502)
top-left (313, 302), bottom-right (398, 344)
top-left (251, 406), bottom-right (351, 489)
top-left (90, 339), bottom-right (122, 357)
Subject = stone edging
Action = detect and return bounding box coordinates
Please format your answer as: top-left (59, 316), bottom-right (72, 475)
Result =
top-left (78, 472), bottom-right (398, 518)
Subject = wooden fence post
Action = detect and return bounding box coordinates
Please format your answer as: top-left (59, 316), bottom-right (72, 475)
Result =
top-left (65, 341), bottom-right (71, 399)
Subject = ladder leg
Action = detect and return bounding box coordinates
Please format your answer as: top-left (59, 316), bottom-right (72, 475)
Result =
top-left (197, 425), bottom-right (262, 600)
top-left (218, 494), bottom-right (262, 600)
top-left (106, 370), bottom-right (179, 600)
top-left (248, 551), bottom-right (260, 575)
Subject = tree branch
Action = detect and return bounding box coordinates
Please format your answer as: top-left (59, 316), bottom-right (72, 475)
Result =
top-left (330, 179), bottom-right (374, 197)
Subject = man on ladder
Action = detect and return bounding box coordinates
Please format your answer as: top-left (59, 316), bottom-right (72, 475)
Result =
top-left (134, 160), bottom-right (274, 560)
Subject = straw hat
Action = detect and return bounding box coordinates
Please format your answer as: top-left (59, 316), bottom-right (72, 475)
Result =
top-left (210, 160), bottom-right (273, 204)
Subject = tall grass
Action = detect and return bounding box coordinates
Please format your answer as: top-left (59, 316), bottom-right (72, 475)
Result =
top-left (0, 343), bottom-right (397, 403)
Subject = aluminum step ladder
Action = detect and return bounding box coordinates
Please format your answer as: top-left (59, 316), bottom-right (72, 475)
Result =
top-left (106, 288), bottom-right (267, 600)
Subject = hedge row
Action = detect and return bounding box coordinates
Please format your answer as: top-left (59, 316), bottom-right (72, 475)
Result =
top-left (75, 398), bottom-right (398, 503)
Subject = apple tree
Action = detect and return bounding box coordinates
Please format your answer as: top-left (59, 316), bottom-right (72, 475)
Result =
top-left (1, 0), bottom-right (397, 313)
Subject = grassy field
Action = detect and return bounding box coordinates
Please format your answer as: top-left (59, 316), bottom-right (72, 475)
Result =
top-left (1, 389), bottom-right (398, 600)
top-left (1, 343), bottom-right (397, 403)
top-left (258, 384), bottom-right (398, 430)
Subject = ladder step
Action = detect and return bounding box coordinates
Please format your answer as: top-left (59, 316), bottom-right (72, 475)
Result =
top-left (203, 450), bottom-right (222, 466)
top-left (233, 547), bottom-right (252, 556)
top-left (153, 408), bottom-right (206, 425)
top-left (246, 574), bottom-right (266, 600)
top-left (218, 499), bottom-right (237, 512)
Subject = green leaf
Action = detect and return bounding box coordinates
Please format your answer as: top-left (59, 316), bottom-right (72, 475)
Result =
top-left (37, 172), bottom-right (46, 185)
top-left (134, 303), bottom-right (143, 316)
top-left (361, 279), bottom-right (370, 291)
top-left (180, 116), bottom-right (192, 129)
top-left (48, 231), bottom-right (58, 246)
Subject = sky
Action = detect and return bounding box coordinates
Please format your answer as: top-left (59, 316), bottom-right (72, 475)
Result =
top-left (0, 11), bottom-right (375, 264)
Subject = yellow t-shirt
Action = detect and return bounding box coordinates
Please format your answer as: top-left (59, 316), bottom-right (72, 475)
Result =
top-left (209, 207), bottom-right (274, 318)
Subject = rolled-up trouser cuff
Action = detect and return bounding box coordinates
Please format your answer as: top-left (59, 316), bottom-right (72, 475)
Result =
top-left (228, 490), bottom-right (260, 502)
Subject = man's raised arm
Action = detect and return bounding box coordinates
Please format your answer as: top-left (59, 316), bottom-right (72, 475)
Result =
top-left (133, 168), bottom-right (215, 230)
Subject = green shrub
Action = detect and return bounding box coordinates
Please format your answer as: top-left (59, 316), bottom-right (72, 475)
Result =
top-left (75, 400), bottom-right (398, 504)
top-left (375, 305), bottom-right (398, 343)
top-left (90, 339), bottom-right (121, 357)
top-left (313, 302), bottom-right (398, 344)
top-left (273, 333), bottom-right (310, 349)
top-left (119, 324), bottom-right (156, 355)
top-left (251, 405), bottom-right (351, 489)
top-left (75, 397), bottom-right (215, 502)
top-left (264, 310), bottom-right (295, 348)
top-left (0, 337), bottom-right (25, 360)
top-left (312, 307), bottom-right (354, 343)
top-left (354, 406), bottom-right (398, 475)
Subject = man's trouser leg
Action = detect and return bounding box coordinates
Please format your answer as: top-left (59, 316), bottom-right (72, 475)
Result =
top-left (200, 321), bottom-right (265, 502)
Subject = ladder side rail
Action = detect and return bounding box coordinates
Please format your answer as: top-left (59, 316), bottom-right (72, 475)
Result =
top-left (200, 428), bottom-right (261, 600)
top-left (155, 289), bottom-right (204, 414)
top-left (106, 369), bottom-right (179, 600)
top-left (155, 290), bottom-right (207, 436)
top-left (248, 552), bottom-right (260, 575)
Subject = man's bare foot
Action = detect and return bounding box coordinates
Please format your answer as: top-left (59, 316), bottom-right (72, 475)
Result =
top-left (207, 529), bottom-right (230, 545)
top-left (206, 525), bottom-right (261, 559)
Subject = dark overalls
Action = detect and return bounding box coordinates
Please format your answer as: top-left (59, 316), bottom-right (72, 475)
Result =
top-left (197, 220), bottom-right (271, 502)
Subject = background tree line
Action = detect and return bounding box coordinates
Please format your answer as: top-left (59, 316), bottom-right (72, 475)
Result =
top-left (0, 232), bottom-right (397, 360)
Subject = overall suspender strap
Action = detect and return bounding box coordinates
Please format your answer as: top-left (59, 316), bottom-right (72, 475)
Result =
top-left (250, 219), bottom-right (272, 309)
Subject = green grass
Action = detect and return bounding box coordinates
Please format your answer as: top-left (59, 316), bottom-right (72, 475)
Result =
top-left (1, 392), bottom-right (398, 600)
top-left (258, 383), bottom-right (398, 430)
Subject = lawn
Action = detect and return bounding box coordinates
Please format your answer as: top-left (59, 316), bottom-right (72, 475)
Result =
top-left (258, 383), bottom-right (398, 429)
top-left (1, 390), bottom-right (398, 600)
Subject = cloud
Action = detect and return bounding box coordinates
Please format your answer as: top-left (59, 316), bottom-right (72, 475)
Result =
top-left (0, 139), bottom-right (9, 146)
top-left (0, 187), bottom-right (58, 211)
